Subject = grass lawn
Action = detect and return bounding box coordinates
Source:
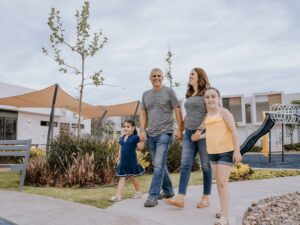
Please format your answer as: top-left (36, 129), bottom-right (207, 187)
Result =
top-left (0, 170), bottom-right (299, 209)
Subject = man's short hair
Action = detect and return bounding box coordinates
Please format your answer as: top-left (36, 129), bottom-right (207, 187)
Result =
top-left (150, 68), bottom-right (163, 78)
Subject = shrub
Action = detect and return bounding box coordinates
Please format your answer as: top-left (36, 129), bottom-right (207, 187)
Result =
top-left (284, 143), bottom-right (300, 151)
top-left (230, 163), bottom-right (254, 180)
top-left (26, 133), bottom-right (119, 187)
top-left (167, 140), bottom-right (182, 172)
top-left (26, 156), bottom-right (50, 186)
top-left (249, 146), bottom-right (262, 153)
top-left (64, 152), bottom-right (99, 187)
top-left (26, 153), bottom-right (101, 187)
top-left (30, 147), bottom-right (46, 158)
top-left (137, 151), bottom-right (151, 170)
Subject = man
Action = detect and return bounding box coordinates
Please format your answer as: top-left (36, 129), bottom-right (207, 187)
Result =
top-left (140, 68), bottom-right (183, 207)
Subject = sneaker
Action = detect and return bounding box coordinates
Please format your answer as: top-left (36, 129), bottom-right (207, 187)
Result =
top-left (144, 198), bottom-right (158, 207)
top-left (157, 192), bottom-right (175, 200)
top-left (108, 195), bottom-right (121, 202)
top-left (130, 192), bottom-right (142, 199)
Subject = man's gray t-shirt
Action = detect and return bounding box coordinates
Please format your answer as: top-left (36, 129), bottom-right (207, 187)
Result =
top-left (184, 96), bottom-right (206, 130)
top-left (141, 86), bottom-right (180, 137)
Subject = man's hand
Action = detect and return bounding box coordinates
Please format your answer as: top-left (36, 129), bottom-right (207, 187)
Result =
top-left (139, 132), bottom-right (146, 142)
top-left (175, 129), bottom-right (183, 141)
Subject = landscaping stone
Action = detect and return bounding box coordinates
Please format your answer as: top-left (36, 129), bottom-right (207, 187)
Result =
top-left (243, 192), bottom-right (300, 225)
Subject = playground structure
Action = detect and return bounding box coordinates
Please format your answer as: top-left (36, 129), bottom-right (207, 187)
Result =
top-left (240, 104), bottom-right (300, 163)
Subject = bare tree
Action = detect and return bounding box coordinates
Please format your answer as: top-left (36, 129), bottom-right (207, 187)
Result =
top-left (165, 49), bottom-right (180, 88)
top-left (42, 1), bottom-right (108, 136)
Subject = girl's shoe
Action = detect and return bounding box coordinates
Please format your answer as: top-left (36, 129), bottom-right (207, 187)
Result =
top-left (214, 218), bottom-right (229, 225)
top-left (130, 192), bottom-right (142, 199)
top-left (108, 195), bottom-right (121, 202)
top-left (196, 200), bottom-right (209, 208)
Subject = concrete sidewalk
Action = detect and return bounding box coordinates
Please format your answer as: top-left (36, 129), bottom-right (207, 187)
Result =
top-left (1, 176), bottom-right (300, 225)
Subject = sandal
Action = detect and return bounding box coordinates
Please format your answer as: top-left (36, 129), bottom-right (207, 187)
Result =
top-left (214, 218), bottom-right (229, 225)
top-left (196, 200), bottom-right (209, 208)
top-left (163, 198), bottom-right (184, 208)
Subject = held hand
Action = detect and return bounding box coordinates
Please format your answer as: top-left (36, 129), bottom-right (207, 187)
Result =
top-left (191, 130), bottom-right (202, 141)
top-left (139, 132), bottom-right (146, 141)
top-left (175, 129), bottom-right (183, 141)
top-left (233, 151), bottom-right (242, 164)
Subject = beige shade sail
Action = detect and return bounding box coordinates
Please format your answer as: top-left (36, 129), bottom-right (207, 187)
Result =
top-left (0, 84), bottom-right (106, 119)
top-left (85, 100), bottom-right (141, 117)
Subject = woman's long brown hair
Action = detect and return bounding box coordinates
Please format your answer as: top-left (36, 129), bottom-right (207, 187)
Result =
top-left (186, 68), bottom-right (210, 98)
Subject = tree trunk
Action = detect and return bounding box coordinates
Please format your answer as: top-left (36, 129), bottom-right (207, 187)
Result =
top-left (77, 55), bottom-right (85, 136)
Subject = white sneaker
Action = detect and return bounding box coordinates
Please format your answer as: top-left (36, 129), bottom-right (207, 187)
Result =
top-left (130, 192), bottom-right (142, 199)
top-left (109, 195), bottom-right (122, 202)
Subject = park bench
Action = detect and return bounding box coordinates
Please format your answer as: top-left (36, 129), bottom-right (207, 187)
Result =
top-left (0, 140), bottom-right (31, 190)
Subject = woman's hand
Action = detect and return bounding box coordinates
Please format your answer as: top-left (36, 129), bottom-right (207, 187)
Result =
top-left (233, 150), bottom-right (242, 164)
top-left (191, 130), bottom-right (202, 141)
top-left (175, 129), bottom-right (183, 141)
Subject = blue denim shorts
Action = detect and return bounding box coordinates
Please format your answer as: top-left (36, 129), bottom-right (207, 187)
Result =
top-left (208, 151), bottom-right (234, 166)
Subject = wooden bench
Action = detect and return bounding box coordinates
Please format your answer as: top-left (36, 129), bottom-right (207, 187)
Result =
top-left (0, 140), bottom-right (31, 190)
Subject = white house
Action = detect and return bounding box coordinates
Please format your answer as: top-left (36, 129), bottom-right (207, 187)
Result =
top-left (222, 91), bottom-right (300, 150)
top-left (0, 82), bottom-right (91, 147)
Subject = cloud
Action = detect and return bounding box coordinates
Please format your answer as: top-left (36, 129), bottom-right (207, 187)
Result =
top-left (0, 0), bottom-right (299, 106)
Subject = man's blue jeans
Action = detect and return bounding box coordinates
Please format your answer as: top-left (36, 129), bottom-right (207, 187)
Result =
top-left (147, 133), bottom-right (174, 199)
top-left (178, 129), bottom-right (212, 195)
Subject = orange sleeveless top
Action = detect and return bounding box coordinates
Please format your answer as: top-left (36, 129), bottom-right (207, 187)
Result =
top-left (205, 113), bottom-right (234, 154)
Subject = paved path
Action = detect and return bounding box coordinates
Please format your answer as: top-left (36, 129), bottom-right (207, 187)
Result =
top-left (1, 176), bottom-right (300, 225)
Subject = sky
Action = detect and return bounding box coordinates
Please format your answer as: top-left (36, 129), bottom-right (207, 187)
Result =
top-left (0, 0), bottom-right (299, 106)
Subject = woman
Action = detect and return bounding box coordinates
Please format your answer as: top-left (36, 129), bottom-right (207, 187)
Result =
top-left (164, 68), bottom-right (212, 208)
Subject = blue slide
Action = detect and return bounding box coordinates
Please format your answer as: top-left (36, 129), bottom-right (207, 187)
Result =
top-left (240, 113), bottom-right (275, 155)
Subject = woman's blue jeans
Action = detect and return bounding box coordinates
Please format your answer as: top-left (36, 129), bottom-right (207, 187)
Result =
top-left (178, 129), bottom-right (212, 195)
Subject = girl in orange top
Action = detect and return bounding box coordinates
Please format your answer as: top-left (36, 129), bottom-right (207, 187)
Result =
top-left (202, 87), bottom-right (242, 225)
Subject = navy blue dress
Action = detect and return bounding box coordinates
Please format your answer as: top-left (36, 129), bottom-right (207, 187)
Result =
top-left (116, 134), bottom-right (145, 177)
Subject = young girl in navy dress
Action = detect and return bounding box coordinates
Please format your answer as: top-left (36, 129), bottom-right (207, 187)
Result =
top-left (109, 120), bottom-right (145, 202)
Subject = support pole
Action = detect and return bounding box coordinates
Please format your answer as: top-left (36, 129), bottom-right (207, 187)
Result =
top-left (269, 129), bottom-right (272, 163)
top-left (46, 84), bottom-right (59, 154)
top-left (99, 110), bottom-right (108, 124)
top-left (282, 123), bottom-right (285, 162)
top-left (133, 101), bottom-right (140, 123)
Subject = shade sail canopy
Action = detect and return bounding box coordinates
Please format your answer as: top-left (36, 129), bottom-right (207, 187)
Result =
top-left (98, 100), bottom-right (141, 117)
top-left (0, 84), bottom-right (141, 119)
top-left (0, 84), bottom-right (105, 119)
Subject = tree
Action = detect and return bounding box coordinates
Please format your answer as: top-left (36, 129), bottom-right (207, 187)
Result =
top-left (91, 118), bottom-right (116, 140)
top-left (165, 49), bottom-right (180, 88)
top-left (42, 1), bottom-right (108, 136)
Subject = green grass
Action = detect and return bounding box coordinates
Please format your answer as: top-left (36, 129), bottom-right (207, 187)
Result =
top-left (0, 171), bottom-right (202, 208)
top-left (0, 170), bottom-right (299, 209)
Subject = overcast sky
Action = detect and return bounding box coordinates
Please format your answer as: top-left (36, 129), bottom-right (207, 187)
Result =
top-left (0, 0), bottom-right (299, 105)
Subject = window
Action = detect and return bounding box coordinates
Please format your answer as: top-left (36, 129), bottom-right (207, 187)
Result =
top-left (222, 97), bottom-right (243, 123)
top-left (255, 94), bottom-right (282, 122)
top-left (71, 123), bottom-right (84, 129)
top-left (0, 110), bottom-right (18, 140)
top-left (245, 104), bottom-right (251, 123)
top-left (40, 121), bottom-right (58, 127)
top-left (60, 123), bottom-right (70, 134)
